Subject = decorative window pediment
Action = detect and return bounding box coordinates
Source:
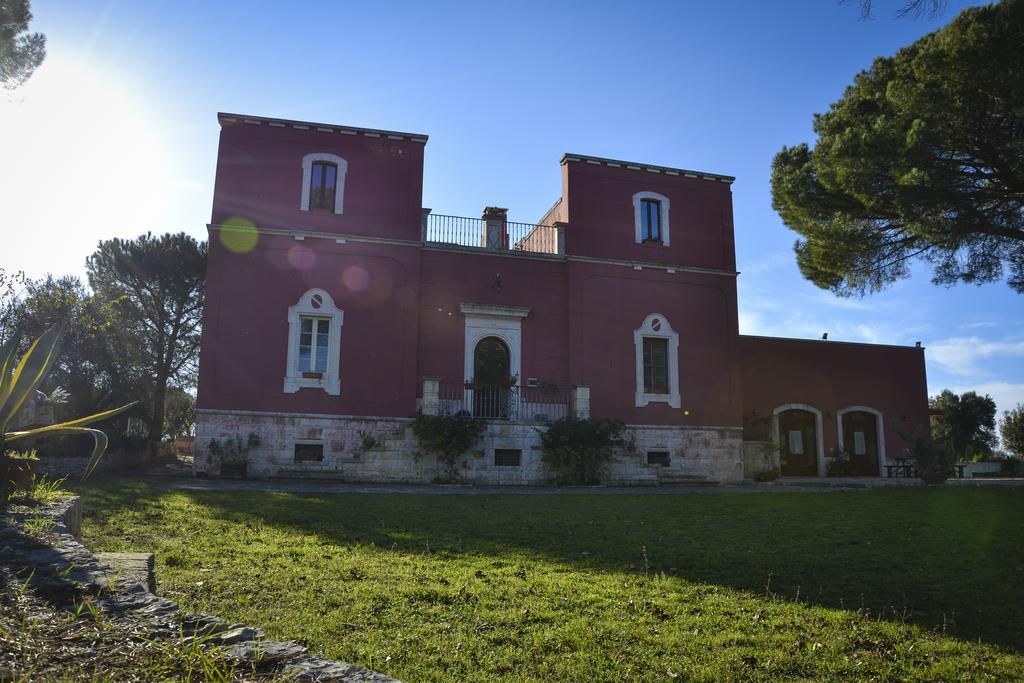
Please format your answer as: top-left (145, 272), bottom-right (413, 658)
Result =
top-left (284, 289), bottom-right (343, 395)
top-left (634, 313), bottom-right (680, 408)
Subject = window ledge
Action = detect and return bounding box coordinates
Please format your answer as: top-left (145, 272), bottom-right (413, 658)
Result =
top-left (284, 376), bottom-right (340, 395)
top-left (636, 392), bottom-right (681, 409)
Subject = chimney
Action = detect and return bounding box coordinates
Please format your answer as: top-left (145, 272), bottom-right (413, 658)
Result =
top-left (482, 206), bottom-right (507, 250)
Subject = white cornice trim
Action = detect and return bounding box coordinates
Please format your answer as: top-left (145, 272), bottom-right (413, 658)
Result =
top-left (207, 225), bottom-right (739, 278)
top-left (458, 303), bottom-right (531, 319)
top-left (217, 112), bottom-right (428, 143)
top-left (562, 153), bottom-right (735, 184)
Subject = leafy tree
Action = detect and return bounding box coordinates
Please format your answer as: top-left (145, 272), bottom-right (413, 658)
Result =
top-left (844, 0), bottom-right (946, 20)
top-left (10, 276), bottom-right (144, 421)
top-left (929, 389), bottom-right (998, 460)
top-left (0, 0), bottom-right (45, 90)
top-left (771, 2), bottom-right (1024, 296)
top-left (163, 386), bottom-right (195, 440)
top-left (1001, 403), bottom-right (1024, 459)
top-left (86, 232), bottom-right (207, 451)
top-left (0, 268), bottom-right (26, 337)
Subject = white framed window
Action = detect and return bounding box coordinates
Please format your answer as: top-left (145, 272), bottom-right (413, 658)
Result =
top-left (300, 153), bottom-right (348, 214)
top-left (298, 317), bottom-right (330, 373)
top-left (634, 313), bottom-right (680, 408)
top-left (284, 289), bottom-right (343, 395)
top-left (633, 191), bottom-right (670, 245)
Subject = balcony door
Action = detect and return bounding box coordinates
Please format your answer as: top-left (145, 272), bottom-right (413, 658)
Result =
top-left (473, 336), bottom-right (511, 418)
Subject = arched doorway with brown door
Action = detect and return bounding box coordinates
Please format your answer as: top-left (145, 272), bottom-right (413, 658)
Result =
top-left (773, 404), bottom-right (824, 477)
top-left (837, 406), bottom-right (885, 476)
top-left (472, 336), bottom-right (513, 418)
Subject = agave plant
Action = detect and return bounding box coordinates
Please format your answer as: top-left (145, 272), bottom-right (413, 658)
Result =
top-left (0, 325), bottom-right (136, 488)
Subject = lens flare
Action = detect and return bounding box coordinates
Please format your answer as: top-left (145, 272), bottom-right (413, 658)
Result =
top-left (220, 217), bottom-right (259, 253)
top-left (287, 244), bottom-right (316, 270)
top-left (342, 265), bottom-right (370, 291)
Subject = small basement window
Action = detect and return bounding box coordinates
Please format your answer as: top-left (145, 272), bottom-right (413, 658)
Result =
top-left (294, 443), bottom-right (324, 462)
top-left (647, 451), bottom-right (670, 467)
top-left (494, 449), bottom-right (522, 467)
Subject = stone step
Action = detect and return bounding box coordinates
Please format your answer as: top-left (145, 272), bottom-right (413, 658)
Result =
top-left (656, 473), bottom-right (717, 486)
top-left (95, 552), bottom-right (156, 592)
top-left (275, 469), bottom-right (346, 481)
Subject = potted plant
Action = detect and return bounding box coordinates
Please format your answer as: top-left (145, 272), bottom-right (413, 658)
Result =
top-left (898, 428), bottom-right (957, 485)
top-left (4, 450), bottom-right (40, 492)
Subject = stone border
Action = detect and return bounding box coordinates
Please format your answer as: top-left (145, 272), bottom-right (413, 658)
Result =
top-left (0, 497), bottom-right (397, 682)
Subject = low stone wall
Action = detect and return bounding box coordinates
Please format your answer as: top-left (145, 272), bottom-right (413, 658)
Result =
top-left (196, 409), bottom-right (745, 484)
top-left (742, 440), bottom-right (780, 479)
top-left (36, 449), bottom-right (150, 478)
top-left (0, 496), bottom-right (397, 682)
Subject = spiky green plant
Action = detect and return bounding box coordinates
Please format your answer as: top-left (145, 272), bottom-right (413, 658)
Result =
top-left (0, 325), bottom-right (136, 502)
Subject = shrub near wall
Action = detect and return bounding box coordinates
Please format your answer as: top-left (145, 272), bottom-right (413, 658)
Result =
top-left (539, 417), bottom-right (626, 484)
top-left (411, 413), bottom-right (486, 476)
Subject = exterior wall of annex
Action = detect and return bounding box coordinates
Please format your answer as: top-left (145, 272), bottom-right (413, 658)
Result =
top-left (195, 113), bottom-right (928, 484)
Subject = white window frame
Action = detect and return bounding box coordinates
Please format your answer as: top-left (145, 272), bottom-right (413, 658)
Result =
top-left (633, 191), bottom-right (671, 245)
top-left (298, 316), bottom-right (330, 374)
top-left (284, 288), bottom-right (343, 395)
top-left (634, 313), bottom-right (680, 408)
top-left (300, 153), bottom-right (348, 214)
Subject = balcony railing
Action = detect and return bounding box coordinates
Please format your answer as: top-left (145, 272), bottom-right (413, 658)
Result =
top-left (424, 214), bottom-right (562, 255)
top-left (437, 382), bottom-right (568, 422)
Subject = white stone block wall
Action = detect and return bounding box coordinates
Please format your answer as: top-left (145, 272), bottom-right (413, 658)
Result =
top-left (195, 410), bottom-right (743, 484)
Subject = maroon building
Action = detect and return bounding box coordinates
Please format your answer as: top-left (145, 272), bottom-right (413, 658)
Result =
top-left (195, 113), bottom-right (929, 483)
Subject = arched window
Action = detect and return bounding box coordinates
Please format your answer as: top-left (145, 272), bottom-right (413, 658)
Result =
top-left (633, 191), bottom-right (671, 245)
top-left (300, 153), bottom-right (348, 214)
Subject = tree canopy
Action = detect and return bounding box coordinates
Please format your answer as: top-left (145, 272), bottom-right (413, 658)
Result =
top-left (0, 0), bottom-right (45, 90)
top-left (929, 389), bottom-right (998, 460)
top-left (771, 1), bottom-right (1024, 296)
top-left (1001, 403), bottom-right (1024, 459)
top-left (86, 232), bottom-right (207, 447)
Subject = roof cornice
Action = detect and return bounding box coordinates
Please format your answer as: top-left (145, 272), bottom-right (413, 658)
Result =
top-left (217, 112), bottom-right (428, 143)
top-left (561, 153), bottom-right (734, 184)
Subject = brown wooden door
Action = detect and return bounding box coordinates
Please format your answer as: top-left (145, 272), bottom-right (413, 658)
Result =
top-left (778, 410), bottom-right (818, 476)
top-left (842, 411), bottom-right (880, 476)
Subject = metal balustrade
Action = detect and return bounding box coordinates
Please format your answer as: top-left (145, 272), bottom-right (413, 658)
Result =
top-left (424, 214), bottom-right (561, 255)
top-left (437, 382), bottom-right (568, 421)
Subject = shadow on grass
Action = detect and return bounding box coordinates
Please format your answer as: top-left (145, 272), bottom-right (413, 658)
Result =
top-left (78, 479), bottom-right (1024, 652)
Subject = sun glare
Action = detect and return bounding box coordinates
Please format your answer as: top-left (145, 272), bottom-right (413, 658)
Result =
top-left (0, 57), bottom-right (171, 277)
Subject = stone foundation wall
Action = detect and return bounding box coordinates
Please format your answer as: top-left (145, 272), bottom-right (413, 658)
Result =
top-left (195, 409), bottom-right (744, 484)
top-left (742, 440), bottom-right (780, 479)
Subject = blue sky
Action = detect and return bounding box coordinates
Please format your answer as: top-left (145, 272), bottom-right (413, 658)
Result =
top-left (2, 0), bottom-right (1022, 424)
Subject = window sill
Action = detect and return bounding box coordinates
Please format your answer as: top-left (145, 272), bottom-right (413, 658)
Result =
top-left (283, 375), bottom-right (341, 396)
top-left (635, 392), bottom-right (681, 409)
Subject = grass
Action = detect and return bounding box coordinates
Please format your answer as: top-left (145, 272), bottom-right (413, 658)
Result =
top-left (76, 480), bottom-right (1024, 681)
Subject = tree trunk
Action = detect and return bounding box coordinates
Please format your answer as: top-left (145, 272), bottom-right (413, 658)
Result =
top-left (148, 374), bottom-right (169, 462)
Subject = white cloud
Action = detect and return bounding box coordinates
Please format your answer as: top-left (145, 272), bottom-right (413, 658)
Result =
top-left (929, 337), bottom-right (1024, 377)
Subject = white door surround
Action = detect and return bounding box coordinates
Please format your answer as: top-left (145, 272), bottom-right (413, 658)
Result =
top-left (771, 403), bottom-right (825, 477)
top-left (459, 303), bottom-right (530, 386)
top-left (837, 406), bottom-right (887, 477)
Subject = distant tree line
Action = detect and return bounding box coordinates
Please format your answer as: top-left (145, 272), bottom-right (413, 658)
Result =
top-left (0, 232), bottom-right (206, 458)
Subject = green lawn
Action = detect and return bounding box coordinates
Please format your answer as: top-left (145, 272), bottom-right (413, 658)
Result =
top-left (77, 481), bottom-right (1024, 681)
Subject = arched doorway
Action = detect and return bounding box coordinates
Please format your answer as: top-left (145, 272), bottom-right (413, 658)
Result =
top-left (473, 336), bottom-right (512, 418)
top-left (776, 407), bottom-right (821, 476)
top-left (838, 408), bottom-right (883, 476)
